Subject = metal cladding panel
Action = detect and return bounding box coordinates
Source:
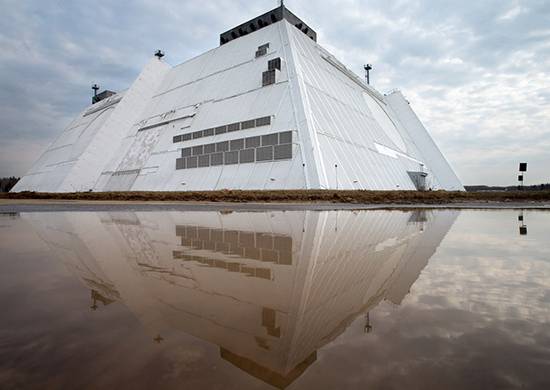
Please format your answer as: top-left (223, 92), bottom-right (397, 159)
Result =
top-left (64, 58), bottom-right (170, 192)
top-left (384, 91), bottom-right (465, 191)
top-left (11, 103), bottom-right (117, 192)
top-left (104, 171), bottom-right (139, 192)
top-left (284, 21), bottom-right (463, 190)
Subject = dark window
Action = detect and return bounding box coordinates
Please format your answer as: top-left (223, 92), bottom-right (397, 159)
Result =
top-left (268, 58), bottom-right (281, 71)
top-left (255, 116), bottom-right (271, 127)
top-left (176, 158), bottom-right (185, 170)
top-left (211, 152), bottom-right (223, 166)
top-left (173, 135), bottom-right (182, 143)
top-left (256, 145), bottom-right (274, 161)
top-left (262, 70), bottom-right (276, 86)
top-left (240, 149), bottom-right (255, 163)
top-left (198, 155), bottom-right (210, 167)
top-left (215, 125), bottom-right (227, 135)
top-left (182, 147), bottom-right (192, 157)
top-left (192, 131), bottom-right (203, 139)
top-left (192, 145), bottom-right (204, 156)
top-left (241, 119), bottom-right (255, 129)
top-left (204, 143), bottom-right (216, 154)
top-left (224, 151), bottom-right (239, 165)
top-left (279, 131), bottom-right (292, 144)
top-left (256, 44), bottom-right (269, 58)
top-left (216, 141), bottom-right (229, 152)
top-left (230, 138), bottom-right (245, 151)
top-left (186, 156), bottom-right (198, 168)
top-left (182, 133), bottom-right (192, 141)
top-left (203, 128), bottom-right (215, 137)
top-left (262, 133), bottom-right (278, 146)
top-left (274, 144), bottom-right (292, 160)
top-left (228, 122), bottom-right (240, 132)
top-left (245, 136), bottom-right (261, 148)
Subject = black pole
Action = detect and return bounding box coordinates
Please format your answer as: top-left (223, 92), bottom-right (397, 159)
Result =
top-left (92, 84), bottom-right (99, 104)
top-left (364, 64), bottom-right (372, 85)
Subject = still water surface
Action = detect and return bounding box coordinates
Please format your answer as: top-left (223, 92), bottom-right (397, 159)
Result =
top-left (0, 209), bottom-right (549, 389)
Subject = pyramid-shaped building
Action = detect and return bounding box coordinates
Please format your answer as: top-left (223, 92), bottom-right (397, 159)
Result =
top-left (13, 5), bottom-right (464, 193)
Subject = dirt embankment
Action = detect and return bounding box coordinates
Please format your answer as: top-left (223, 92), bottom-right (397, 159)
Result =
top-left (2, 190), bottom-right (550, 204)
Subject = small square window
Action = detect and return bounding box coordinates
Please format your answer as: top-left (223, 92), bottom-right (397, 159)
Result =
top-left (255, 47), bottom-right (267, 58)
top-left (228, 123), bottom-right (240, 132)
top-left (182, 133), bottom-right (192, 141)
top-left (204, 143), bottom-right (216, 154)
top-left (215, 125), bottom-right (227, 135)
top-left (173, 135), bottom-right (182, 143)
top-left (255, 116), bottom-right (271, 127)
top-left (211, 152), bottom-right (223, 166)
top-left (192, 131), bottom-right (203, 139)
top-left (186, 156), bottom-right (198, 168)
top-left (262, 70), bottom-right (276, 86)
top-left (230, 139), bottom-right (245, 151)
top-left (262, 133), bottom-right (278, 146)
top-left (198, 155), bottom-right (210, 167)
top-left (203, 128), bottom-right (215, 137)
top-left (268, 58), bottom-right (281, 71)
top-left (224, 151), bottom-right (239, 165)
top-left (274, 144), bottom-right (292, 160)
top-left (176, 158), bottom-right (185, 170)
top-left (279, 131), bottom-right (292, 144)
top-left (241, 120), bottom-right (255, 130)
top-left (240, 149), bottom-right (255, 163)
top-left (216, 141), bottom-right (229, 152)
top-left (182, 147), bottom-right (192, 157)
top-left (256, 145), bottom-right (274, 161)
top-left (192, 145), bottom-right (204, 156)
top-left (245, 136), bottom-right (261, 148)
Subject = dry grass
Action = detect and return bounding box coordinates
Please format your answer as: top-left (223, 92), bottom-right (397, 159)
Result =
top-left (2, 190), bottom-right (550, 204)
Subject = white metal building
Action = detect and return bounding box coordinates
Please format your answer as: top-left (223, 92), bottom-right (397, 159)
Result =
top-left (12, 5), bottom-right (464, 192)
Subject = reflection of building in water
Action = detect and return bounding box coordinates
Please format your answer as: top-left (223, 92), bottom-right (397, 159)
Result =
top-left (518, 211), bottom-right (528, 236)
top-left (24, 210), bottom-right (457, 388)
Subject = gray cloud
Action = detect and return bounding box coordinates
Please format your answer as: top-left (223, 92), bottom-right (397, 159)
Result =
top-left (0, 0), bottom-right (549, 185)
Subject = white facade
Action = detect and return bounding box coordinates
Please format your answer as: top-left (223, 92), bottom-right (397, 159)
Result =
top-left (13, 9), bottom-right (463, 192)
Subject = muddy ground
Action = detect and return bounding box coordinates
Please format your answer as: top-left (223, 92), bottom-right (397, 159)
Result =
top-left (2, 190), bottom-right (550, 204)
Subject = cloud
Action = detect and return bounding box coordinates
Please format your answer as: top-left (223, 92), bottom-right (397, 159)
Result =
top-left (0, 0), bottom-right (549, 185)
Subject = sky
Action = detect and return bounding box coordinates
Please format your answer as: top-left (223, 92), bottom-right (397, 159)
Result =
top-left (0, 0), bottom-right (549, 185)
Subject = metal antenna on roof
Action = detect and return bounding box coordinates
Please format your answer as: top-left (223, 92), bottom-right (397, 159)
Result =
top-left (154, 50), bottom-right (165, 60)
top-left (364, 64), bottom-right (373, 85)
top-left (91, 84), bottom-right (99, 104)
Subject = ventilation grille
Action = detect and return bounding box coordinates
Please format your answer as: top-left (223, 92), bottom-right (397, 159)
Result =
top-left (176, 131), bottom-right (294, 170)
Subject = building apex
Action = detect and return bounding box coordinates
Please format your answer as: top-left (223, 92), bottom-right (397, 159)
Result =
top-left (219, 5), bottom-right (317, 46)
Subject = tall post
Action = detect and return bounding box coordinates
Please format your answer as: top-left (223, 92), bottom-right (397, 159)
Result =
top-left (518, 162), bottom-right (527, 190)
top-left (91, 84), bottom-right (99, 104)
top-left (364, 64), bottom-right (372, 85)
